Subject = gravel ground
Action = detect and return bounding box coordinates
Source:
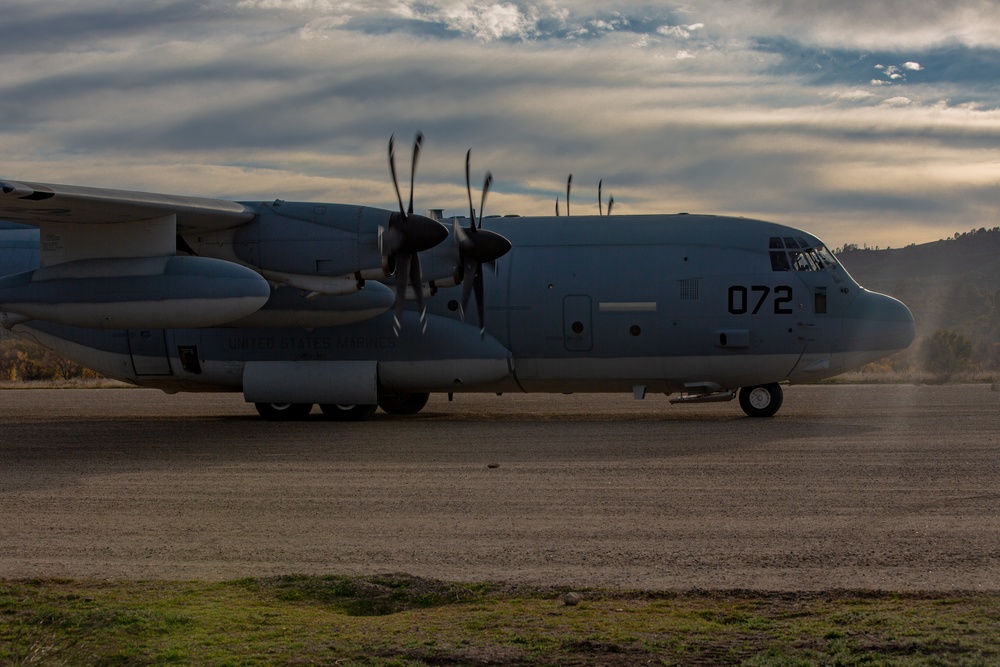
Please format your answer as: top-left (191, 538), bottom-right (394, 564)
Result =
top-left (1, 384), bottom-right (998, 591)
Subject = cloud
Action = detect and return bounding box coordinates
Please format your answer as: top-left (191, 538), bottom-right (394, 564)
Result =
top-left (657, 23), bottom-right (704, 39)
top-left (2, 0), bottom-right (1000, 251)
top-left (882, 96), bottom-right (914, 106)
top-left (435, 2), bottom-right (540, 42)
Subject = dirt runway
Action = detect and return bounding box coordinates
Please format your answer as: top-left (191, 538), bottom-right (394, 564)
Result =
top-left (1, 384), bottom-right (998, 591)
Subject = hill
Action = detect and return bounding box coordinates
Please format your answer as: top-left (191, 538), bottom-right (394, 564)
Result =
top-left (836, 228), bottom-right (1000, 371)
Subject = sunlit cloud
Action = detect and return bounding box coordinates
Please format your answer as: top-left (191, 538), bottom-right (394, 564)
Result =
top-left (882, 96), bottom-right (913, 107)
top-left (0, 0), bottom-right (998, 250)
top-left (657, 23), bottom-right (704, 39)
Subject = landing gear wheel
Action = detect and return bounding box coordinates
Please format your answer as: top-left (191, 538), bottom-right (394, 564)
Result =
top-left (738, 383), bottom-right (783, 418)
top-left (255, 402), bottom-right (313, 421)
top-left (377, 392), bottom-right (430, 416)
top-left (320, 403), bottom-right (378, 422)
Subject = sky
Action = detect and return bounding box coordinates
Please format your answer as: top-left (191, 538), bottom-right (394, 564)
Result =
top-left (2, 0), bottom-right (999, 250)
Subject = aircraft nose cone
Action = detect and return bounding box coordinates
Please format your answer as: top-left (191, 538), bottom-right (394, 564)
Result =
top-left (843, 289), bottom-right (916, 353)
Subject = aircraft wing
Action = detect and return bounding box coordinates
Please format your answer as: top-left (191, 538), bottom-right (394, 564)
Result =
top-left (0, 180), bottom-right (255, 233)
top-left (0, 179), bottom-right (257, 266)
top-left (0, 179), bottom-right (270, 328)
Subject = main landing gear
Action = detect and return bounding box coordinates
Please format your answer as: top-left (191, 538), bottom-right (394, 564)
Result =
top-left (253, 392), bottom-right (431, 422)
top-left (254, 402), bottom-right (313, 421)
top-left (319, 403), bottom-right (378, 421)
top-left (738, 383), bottom-right (783, 418)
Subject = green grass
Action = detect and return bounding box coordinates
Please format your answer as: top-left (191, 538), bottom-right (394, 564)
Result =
top-left (2, 577), bottom-right (999, 665)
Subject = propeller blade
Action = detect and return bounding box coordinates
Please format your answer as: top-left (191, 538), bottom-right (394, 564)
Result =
top-left (409, 252), bottom-right (427, 333)
top-left (608, 196), bottom-right (614, 216)
top-left (566, 174), bottom-right (572, 217)
top-left (555, 198), bottom-right (559, 217)
top-left (473, 270), bottom-right (485, 337)
top-left (459, 257), bottom-right (477, 318)
top-left (408, 132), bottom-right (423, 216)
top-left (453, 218), bottom-right (471, 250)
top-left (465, 149), bottom-right (476, 229)
top-left (392, 252), bottom-right (411, 336)
top-left (599, 179), bottom-right (603, 216)
top-left (478, 172), bottom-right (493, 229)
top-left (388, 134), bottom-right (405, 215)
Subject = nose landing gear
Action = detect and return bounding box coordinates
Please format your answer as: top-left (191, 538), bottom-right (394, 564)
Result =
top-left (738, 383), bottom-right (783, 418)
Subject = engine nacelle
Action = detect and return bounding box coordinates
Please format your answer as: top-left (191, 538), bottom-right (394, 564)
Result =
top-left (231, 202), bottom-right (388, 279)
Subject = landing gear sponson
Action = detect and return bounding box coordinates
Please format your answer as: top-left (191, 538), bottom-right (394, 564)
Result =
top-left (254, 391), bottom-right (431, 421)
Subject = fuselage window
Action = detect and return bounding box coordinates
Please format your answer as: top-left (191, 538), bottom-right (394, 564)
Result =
top-left (815, 287), bottom-right (827, 314)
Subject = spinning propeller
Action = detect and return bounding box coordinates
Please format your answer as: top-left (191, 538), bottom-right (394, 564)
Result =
top-left (557, 175), bottom-right (614, 216)
top-left (555, 174), bottom-right (572, 216)
top-left (599, 179), bottom-right (614, 216)
top-left (454, 149), bottom-right (512, 337)
top-left (381, 132), bottom-right (448, 335)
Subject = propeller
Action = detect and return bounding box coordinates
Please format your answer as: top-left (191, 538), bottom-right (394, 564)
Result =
top-left (566, 173), bottom-right (572, 216)
top-left (555, 174), bottom-right (572, 216)
top-left (454, 149), bottom-right (512, 337)
top-left (599, 179), bottom-right (614, 216)
top-left (381, 132), bottom-right (448, 336)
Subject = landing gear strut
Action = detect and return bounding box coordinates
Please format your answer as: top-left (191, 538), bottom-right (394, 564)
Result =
top-left (738, 383), bottom-right (783, 418)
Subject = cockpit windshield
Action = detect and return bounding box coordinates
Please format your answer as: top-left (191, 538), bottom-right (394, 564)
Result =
top-left (769, 236), bottom-right (839, 274)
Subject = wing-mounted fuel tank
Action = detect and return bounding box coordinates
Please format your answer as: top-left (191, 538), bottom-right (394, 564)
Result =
top-left (0, 256), bottom-right (270, 329)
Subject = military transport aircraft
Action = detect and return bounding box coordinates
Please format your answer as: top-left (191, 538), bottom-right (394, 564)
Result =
top-left (0, 134), bottom-right (915, 419)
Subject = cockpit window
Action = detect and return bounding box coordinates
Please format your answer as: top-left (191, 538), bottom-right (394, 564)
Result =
top-left (789, 250), bottom-right (821, 271)
top-left (770, 251), bottom-right (790, 271)
top-left (769, 239), bottom-right (840, 273)
top-left (814, 246), bottom-right (838, 268)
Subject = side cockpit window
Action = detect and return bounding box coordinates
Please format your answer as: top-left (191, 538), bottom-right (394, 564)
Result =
top-left (770, 250), bottom-right (790, 271)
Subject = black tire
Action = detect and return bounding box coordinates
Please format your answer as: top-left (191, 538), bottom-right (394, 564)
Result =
top-left (255, 402), bottom-right (313, 421)
top-left (738, 383), bottom-right (783, 418)
top-left (320, 403), bottom-right (378, 422)
top-left (377, 392), bottom-right (430, 416)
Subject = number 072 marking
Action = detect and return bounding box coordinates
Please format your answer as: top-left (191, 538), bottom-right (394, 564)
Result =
top-left (728, 285), bottom-right (794, 315)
